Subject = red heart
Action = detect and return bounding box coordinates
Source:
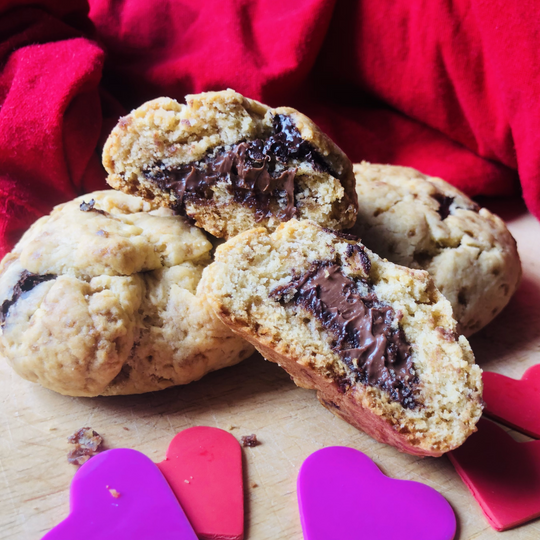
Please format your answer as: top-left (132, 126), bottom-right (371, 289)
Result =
top-left (448, 417), bottom-right (540, 531)
top-left (157, 427), bottom-right (244, 540)
top-left (483, 364), bottom-right (540, 438)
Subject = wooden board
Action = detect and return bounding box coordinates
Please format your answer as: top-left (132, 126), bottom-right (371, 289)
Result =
top-left (1, 198), bottom-right (539, 539)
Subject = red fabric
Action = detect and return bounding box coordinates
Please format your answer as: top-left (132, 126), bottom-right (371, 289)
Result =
top-left (0, 0), bottom-right (538, 259)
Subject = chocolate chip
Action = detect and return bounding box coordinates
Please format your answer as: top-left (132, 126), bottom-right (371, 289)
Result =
top-left (80, 199), bottom-right (106, 215)
top-left (0, 270), bottom-right (55, 325)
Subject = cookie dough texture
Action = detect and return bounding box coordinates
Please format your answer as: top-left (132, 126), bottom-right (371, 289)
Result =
top-left (103, 89), bottom-right (357, 238)
top-left (199, 220), bottom-right (483, 456)
top-left (350, 162), bottom-right (521, 336)
top-left (0, 190), bottom-right (253, 397)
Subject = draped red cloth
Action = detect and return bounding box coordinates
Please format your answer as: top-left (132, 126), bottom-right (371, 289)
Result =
top-left (1, 0), bottom-right (537, 258)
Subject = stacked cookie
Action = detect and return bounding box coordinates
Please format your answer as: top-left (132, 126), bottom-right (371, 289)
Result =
top-left (0, 90), bottom-right (520, 456)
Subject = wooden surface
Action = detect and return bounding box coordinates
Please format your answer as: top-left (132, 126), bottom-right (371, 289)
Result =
top-left (1, 198), bottom-right (540, 539)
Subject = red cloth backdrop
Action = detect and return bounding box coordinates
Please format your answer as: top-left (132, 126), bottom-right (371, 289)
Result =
top-left (1, 0), bottom-right (538, 258)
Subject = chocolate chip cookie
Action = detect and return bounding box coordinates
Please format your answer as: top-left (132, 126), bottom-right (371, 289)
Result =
top-left (103, 89), bottom-right (358, 238)
top-left (350, 162), bottom-right (521, 336)
top-left (0, 190), bottom-right (253, 396)
top-left (198, 220), bottom-right (483, 456)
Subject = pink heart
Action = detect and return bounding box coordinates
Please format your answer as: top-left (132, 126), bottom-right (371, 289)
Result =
top-left (298, 447), bottom-right (456, 540)
top-left (483, 364), bottom-right (540, 438)
top-left (449, 417), bottom-right (540, 531)
top-left (157, 426), bottom-right (244, 540)
top-left (43, 448), bottom-right (197, 540)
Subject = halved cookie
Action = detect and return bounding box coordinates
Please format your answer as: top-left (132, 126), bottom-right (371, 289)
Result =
top-left (103, 89), bottom-right (357, 238)
top-left (199, 220), bottom-right (483, 456)
top-left (351, 162), bottom-right (521, 336)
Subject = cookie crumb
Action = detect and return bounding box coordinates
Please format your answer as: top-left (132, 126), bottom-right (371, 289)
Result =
top-left (67, 427), bottom-right (103, 465)
top-left (251, 482), bottom-right (259, 488)
top-left (108, 487), bottom-right (121, 498)
top-left (228, 425), bottom-right (238, 431)
top-left (123, 427), bottom-right (130, 431)
top-left (240, 434), bottom-right (260, 447)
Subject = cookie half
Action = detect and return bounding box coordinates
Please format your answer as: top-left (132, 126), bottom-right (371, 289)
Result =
top-left (350, 162), bottom-right (521, 336)
top-left (103, 89), bottom-right (358, 238)
top-left (0, 191), bottom-right (254, 397)
top-left (199, 220), bottom-right (483, 456)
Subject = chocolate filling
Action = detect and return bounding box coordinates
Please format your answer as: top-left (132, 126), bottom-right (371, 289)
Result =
top-left (270, 261), bottom-right (418, 408)
top-left (0, 270), bottom-right (55, 325)
top-left (143, 114), bottom-right (336, 221)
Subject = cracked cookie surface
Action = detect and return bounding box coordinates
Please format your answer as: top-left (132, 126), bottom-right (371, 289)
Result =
top-left (0, 190), bottom-right (253, 396)
top-left (103, 89), bottom-right (358, 238)
top-left (350, 162), bottom-right (521, 336)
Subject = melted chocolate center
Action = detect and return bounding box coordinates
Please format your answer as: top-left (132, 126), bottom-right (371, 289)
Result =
top-left (0, 270), bottom-right (55, 325)
top-left (271, 261), bottom-right (418, 408)
top-left (143, 114), bottom-right (335, 221)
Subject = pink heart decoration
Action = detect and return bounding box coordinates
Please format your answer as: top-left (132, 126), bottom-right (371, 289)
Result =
top-left (297, 446), bottom-right (456, 540)
top-left (157, 426), bottom-right (244, 540)
top-left (483, 364), bottom-right (540, 438)
top-left (42, 448), bottom-right (197, 540)
top-left (449, 417), bottom-right (540, 531)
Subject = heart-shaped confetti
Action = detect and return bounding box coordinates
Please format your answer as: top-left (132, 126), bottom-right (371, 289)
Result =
top-left (297, 446), bottom-right (456, 540)
top-left (449, 417), bottom-right (540, 531)
top-left (43, 448), bottom-right (197, 540)
top-left (157, 426), bottom-right (244, 540)
top-left (483, 364), bottom-right (540, 438)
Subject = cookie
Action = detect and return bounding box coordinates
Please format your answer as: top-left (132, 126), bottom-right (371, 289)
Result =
top-left (198, 220), bottom-right (483, 456)
top-left (0, 191), bottom-right (254, 397)
top-left (350, 162), bottom-right (521, 336)
top-left (103, 89), bottom-right (358, 238)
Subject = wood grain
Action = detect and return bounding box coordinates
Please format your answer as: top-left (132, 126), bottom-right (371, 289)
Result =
top-left (1, 198), bottom-right (539, 539)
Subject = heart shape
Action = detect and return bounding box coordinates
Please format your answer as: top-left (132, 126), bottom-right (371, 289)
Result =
top-left (43, 448), bottom-right (197, 540)
top-left (483, 364), bottom-right (540, 438)
top-left (448, 417), bottom-right (540, 531)
top-left (157, 426), bottom-right (244, 540)
top-left (297, 446), bottom-right (456, 540)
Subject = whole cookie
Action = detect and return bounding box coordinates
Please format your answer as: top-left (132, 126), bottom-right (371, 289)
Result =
top-left (350, 162), bottom-right (521, 336)
top-left (103, 89), bottom-right (358, 238)
top-left (0, 191), bottom-right (253, 397)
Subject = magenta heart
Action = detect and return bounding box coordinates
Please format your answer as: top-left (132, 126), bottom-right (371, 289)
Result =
top-left (42, 448), bottom-right (197, 540)
top-left (298, 447), bottom-right (456, 540)
top-left (483, 364), bottom-right (540, 438)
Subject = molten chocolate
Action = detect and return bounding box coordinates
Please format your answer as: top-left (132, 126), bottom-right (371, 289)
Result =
top-left (271, 261), bottom-right (418, 408)
top-left (0, 270), bottom-right (56, 325)
top-left (143, 114), bottom-right (336, 221)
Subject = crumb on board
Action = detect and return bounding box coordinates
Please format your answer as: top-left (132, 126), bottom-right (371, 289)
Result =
top-left (228, 425), bottom-right (237, 431)
top-left (240, 434), bottom-right (260, 447)
top-left (67, 427), bottom-right (103, 465)
top-left (251, 482), bottom-right (259, 488)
